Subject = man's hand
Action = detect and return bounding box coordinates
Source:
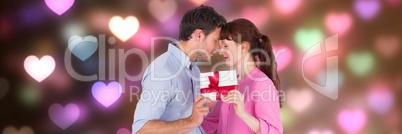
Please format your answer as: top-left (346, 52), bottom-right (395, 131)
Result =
top-left (186, 95), bottom-right (211, 127)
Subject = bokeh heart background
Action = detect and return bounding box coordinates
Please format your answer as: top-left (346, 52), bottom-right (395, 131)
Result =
top-left (0, 0), bottom-right (401, 134)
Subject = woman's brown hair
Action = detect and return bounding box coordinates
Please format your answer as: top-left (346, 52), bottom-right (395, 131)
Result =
top-left (220, 18), bottom-right (282, 107)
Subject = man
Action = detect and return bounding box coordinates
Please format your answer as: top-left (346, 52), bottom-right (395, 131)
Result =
top-left (132, 5), bottom-right (226, 134)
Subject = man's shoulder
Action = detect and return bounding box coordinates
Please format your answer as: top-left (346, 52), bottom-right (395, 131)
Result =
top-left (143, 52), bottom-right (180, 79)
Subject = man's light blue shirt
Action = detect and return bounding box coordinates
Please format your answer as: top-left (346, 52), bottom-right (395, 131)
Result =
top-left (132, 43), bottom-right (204, 134)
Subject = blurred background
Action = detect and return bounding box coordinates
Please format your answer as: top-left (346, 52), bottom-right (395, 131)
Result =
top-left (0, 0), bottom-right (401, 133)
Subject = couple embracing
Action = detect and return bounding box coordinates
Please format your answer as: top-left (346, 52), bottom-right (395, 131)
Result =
top-left (132, 5), bottom-right (283, 134)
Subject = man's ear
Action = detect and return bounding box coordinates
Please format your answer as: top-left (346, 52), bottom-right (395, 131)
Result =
top-left (192, 29), bottom-right (203, 42)
top-left (241, 41), bottom-right (250, 53)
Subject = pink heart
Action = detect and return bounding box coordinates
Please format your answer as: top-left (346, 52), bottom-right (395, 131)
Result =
top-left (191, 0), bottom-right (209, 5)
top-left (241, 6), bottom-right (269, 28)
top-left (116, 128), bottom-right (131, 134)
top-left (132, 26), bottom-right (156, 51)
top-left (273, 45), bottom-right (292, 72)
top-left (286, 88), bottom-right (314, 113)
top-left (148, 0), bottom-right (177, 22)
top-left (48, 103), bottom-right (80, 129)
top-left (274, 0), bottom-right (301, 14)
top-left (375, 35), bottom-right (400, 59)
top-left (44, 0), bottom-right (74, 15)
top-left (325, 12), bottom-right (352, 35)
top-left (2, 126), bottom-right (34, 134)
top-left (367, 81), bottom-right (394, 114)
top-left (24, 55), bottom-right (55, 82)
top-left (337, 109), bottom-right (366, 133)
top-left (92, 81), bottom-right (122, 108)
top-left (308, 129), bottom-right (334, 134)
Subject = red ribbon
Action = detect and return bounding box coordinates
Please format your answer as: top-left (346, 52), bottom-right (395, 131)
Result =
top-left (200, 72), bottom-right (237, 100)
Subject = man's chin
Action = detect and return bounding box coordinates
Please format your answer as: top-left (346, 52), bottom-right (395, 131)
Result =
top-left (198, 55), bottom-right (211, 61)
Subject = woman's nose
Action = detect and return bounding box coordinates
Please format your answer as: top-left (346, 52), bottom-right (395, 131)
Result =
top-left (218, 48), bottom-right (225, 55)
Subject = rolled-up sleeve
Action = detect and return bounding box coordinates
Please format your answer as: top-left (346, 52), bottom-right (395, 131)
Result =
top-left (132, 72), bottom-right (175, 133)
top-left (201, 101), bottom-right (222, 134)
top-left (251, 80), bottom-right (283, 134)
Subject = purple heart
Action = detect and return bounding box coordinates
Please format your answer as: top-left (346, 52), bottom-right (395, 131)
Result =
top-left (92, 81), bottom-right (122, 108)
top-left (337, 109), bottom-right (366, 133)
top-left (116, 128), bottom-right (131, 134)
top-left (48, 103), bottom-right (80, 129)
top-left (367, 84), bottom-right (394, 114)
top-left (354, 0), bottom-right (380, 20)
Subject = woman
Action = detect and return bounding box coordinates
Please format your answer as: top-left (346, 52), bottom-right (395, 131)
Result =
top-left (201, 18), bottom-right (283, 134)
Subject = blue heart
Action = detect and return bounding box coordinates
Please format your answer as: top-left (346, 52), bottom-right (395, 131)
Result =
top-left (68, 35), bottom-right (98, 61)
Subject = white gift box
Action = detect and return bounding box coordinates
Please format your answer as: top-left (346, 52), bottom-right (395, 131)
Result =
top-left (199, 70), bottom-right (238, 101)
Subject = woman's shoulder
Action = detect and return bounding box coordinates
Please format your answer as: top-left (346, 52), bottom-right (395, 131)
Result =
top-left (243, 68), bottom-right (277, 91)
top-left (247, 68), bottom-right (274, 85)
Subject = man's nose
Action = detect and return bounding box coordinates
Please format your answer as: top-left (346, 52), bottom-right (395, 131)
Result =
top-left (215, 42), bottom-right (221, 50)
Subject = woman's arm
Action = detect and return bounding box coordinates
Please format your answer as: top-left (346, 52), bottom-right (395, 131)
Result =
top-left (237, 111), bottom-right (260, 133)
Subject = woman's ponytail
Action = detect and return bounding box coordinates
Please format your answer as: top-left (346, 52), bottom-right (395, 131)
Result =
top-left (255, 34), bottom-right (282, 107)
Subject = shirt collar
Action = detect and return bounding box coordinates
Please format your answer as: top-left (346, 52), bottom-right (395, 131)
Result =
top-left (168, 43), bottom-right (195, 70)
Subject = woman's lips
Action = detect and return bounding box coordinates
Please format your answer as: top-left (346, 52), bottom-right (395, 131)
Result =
top-left (224, 57), bottom-right (228, 60)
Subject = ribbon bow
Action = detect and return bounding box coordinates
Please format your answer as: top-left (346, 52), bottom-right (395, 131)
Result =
top-left (200, 72), bottom-right (237, 100)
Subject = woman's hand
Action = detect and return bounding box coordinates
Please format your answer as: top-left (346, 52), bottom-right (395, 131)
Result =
top-left (222, 90), bottom-right (261, 133)
top-left (222, 90), bottom-right (246, 116)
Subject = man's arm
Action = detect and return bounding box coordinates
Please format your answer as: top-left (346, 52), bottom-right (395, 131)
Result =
top-left (136, 95), bottom-right (210, 134)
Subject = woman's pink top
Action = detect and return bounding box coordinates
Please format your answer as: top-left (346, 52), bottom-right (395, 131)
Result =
top-left (201, 68), bottom-right (283, 134)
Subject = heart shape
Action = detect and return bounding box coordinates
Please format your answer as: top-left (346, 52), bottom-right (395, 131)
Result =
top-left (294, 28), bottom-right (323, 52)
top-left (48, 103), bottom-right (80, 129)
top-left (274, 0), bottom-right (301, 14)
top-left (191, 0), bottom-right (209, 5)
top-left (68, 35), bottom-right (98, 61)
top-left (375, 35), bottom-right (400, 59)
top-left (337, 109), bottom-right (366, 133)
top-left (0, 77), bottom-right (9, 100)
top-left (346, 51), bottom-right (375, 77)
top-left (273, 45), bottom-right (292, 72)
top-left (367, 82), bottom-right (394, 114)
top-left (92, 81), bottom-right (122, 108)
top-left (109, 16), bottom-right (140, 42)
top-left (44, 0), bottom-right (74, 15)
top-left (354, 0), bottom-right (380, 20)
top-left (17, 5), bottom-right (44, 27)
top-left (2, 126), bottom-right (34, 134)
top-left (308, 129), bottom-right (334, 134)
top-left (116, 128), bottom-right (131, 134)
top-left (286, 88), bottom-right (314, 113)
top-left (132, 26), bottom-right (156, 51)
top-left (241, 6), bottom-right (269, 29)
top-left (24, 55), bottom-right (55, 82)
top-left (148, 0), bottom-right (177, 23)
top-left (325, 12), bottom-right (352, 35)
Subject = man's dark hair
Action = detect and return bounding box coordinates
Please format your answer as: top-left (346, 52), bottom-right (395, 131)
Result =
top-left (179, 5), bottom-right (227, 41)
